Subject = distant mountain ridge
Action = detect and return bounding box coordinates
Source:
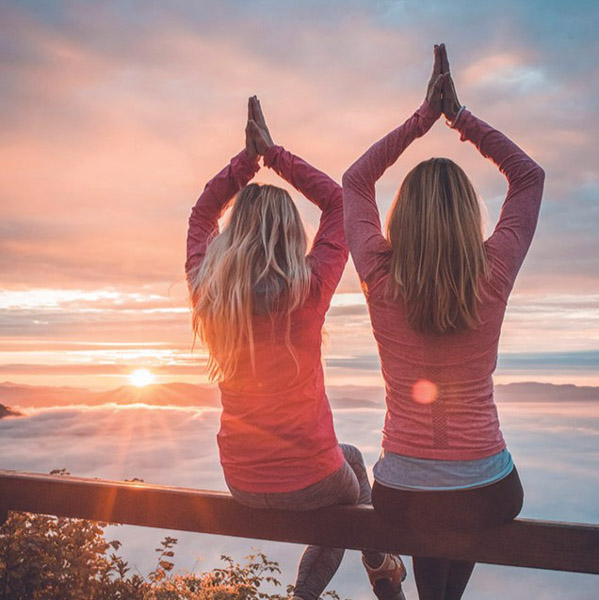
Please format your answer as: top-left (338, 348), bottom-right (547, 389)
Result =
top-left (328, 381), bottom-right (599, 408)
top-left (496, 381), bottom-right (599, 403)
top-left (0, 381), bottom-right (220, 409)
top-left (1, 380), bottom-right (598, 412)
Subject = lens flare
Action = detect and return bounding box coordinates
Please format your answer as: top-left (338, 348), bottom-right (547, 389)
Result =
top-left (412, 379), bottom-right (438, 404)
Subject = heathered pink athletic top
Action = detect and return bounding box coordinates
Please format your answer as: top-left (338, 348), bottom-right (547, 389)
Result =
top-left (342, 100), bottom-right (545, 461)
top-left (186, 147), bottom-right (347, 493)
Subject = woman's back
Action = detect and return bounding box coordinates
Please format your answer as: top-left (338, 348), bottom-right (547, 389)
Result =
top-left (220, 273), bottom-right (329, 395)
top-left (187, 142), bottom-right (348, 493)
top-left (217, 277), bottom-right (343, 493)
top-left (363, 246), bottom-right (512, 460)
top-left (343, 101), bottom-right (544, 461)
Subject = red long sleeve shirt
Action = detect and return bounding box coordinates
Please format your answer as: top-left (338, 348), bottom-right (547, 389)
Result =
top-left (186, 146), bottom-right (347, 492)
top-left (342, 101), bottom-right (545, 461)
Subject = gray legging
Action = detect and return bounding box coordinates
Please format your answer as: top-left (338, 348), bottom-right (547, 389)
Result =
top-left (227, 443), bottom-right (385, 600)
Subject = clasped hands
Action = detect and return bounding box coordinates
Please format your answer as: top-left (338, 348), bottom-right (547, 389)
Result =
top-left (426, 43), bottom-right (462, 123)
top-left (244, 43), bottom-right (461, 161)
top-left (245, 96), bottom-right (274, 161)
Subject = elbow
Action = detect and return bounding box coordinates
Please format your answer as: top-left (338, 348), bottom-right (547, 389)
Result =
top-left (532, 163), bottom-right (545, 183)
top-left (530, 164), bottom-right (546, 196)
top-left (519, 162), bottom-right (545, 190)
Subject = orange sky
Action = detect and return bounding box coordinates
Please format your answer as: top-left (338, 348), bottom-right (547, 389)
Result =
top-left (1, 1), bottom-right (598, 391)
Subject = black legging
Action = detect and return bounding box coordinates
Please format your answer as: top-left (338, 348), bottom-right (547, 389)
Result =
top-left (372, 467), bottom-right (524, 600)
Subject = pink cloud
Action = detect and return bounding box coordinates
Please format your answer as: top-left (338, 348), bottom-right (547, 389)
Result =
top-left (1, 1), bottom-right (597, 392)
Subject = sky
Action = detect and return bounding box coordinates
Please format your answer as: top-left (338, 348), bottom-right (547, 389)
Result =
top-left (0, 0), bottom-right (598, 389)
top-left (1, 2), bottom-right (598, 597)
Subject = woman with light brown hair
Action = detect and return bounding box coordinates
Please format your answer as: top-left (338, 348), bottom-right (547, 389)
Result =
top-left (342, 44), bottom-right (544, 600)
top-left (187, 97), bottom-right (407, 600)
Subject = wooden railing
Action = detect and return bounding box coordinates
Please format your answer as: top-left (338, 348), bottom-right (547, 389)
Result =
top-left (0, 469), bottom-right (597, 575)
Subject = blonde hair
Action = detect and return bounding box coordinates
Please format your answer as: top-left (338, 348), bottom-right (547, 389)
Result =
top-left (386, 157), bottom-right (488, 334)
top-left (189, 183), bottom-right (311, 381)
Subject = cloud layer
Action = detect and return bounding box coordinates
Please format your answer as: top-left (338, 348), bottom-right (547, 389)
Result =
top-left (1, 4), bottom-right (598, 596)
top-left (1, 0), bottom-right (598, 290)
top-left (2, 288), bottom-right (599, 389)
top-left (1, 391), bottom-right (597, 599)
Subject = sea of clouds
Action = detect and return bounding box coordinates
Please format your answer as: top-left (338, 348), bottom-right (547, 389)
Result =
top-left (1, 389), bottom-right (597, 600)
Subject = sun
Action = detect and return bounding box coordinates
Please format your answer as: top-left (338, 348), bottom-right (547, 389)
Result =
top-left (129, 368), bottom-right (156, 387)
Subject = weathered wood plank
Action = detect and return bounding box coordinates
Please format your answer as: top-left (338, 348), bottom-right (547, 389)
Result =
top-left (0, 470), bottom-right (597, 574)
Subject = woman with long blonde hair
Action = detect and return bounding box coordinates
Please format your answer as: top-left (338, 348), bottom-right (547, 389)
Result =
top-left (186, 97), bottom-right (407, 600)
top-left (342, 45), bottom-right (544, 600)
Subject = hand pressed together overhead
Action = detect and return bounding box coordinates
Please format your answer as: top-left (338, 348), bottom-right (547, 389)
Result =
top-left (425, 43), bottom-right (462, 122)
top-left (245, 95), bottom-right (275, 157)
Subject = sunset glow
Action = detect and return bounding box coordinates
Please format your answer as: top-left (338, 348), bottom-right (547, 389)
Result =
top-left (129, 369), bottom-right (156, 387)
top-left (0, 2), bottom-right (597, 599)
top-left (0, 0), bottom-right (596, 390)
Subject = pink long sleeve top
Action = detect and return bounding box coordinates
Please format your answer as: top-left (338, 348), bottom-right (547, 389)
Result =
top-left (342, 101), bottom-right (545, 461)
top-left (186, 147), bottom-right (348, 492)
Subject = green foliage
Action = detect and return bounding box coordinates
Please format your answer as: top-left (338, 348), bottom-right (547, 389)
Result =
top-left (0, 508), bottom-right (344, 599)
top-left (147, 552), bottom-right (288, 600)
top-left (0, 510), bottom-right (145, 600)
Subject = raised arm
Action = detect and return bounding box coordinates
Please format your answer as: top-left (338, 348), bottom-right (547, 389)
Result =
top-left (452, 111), bottom-right (544, 291)
top-left (185, 150), bottom-right (259, 277)
top-left (248, 96), bottom-right (347, 304)
top-left (264, 145), bottom-right (347, 295)
top-left (441, 46), bottom-right (545, 293)
top-left (186, 99), bottom-right (262, 279)
top-left (343, 46), bottom-right (445, 283)
top-left (342, 46), bottom-right (445, 284)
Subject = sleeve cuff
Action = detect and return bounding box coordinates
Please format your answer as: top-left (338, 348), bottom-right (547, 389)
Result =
top-left (448, 106), bottom-right (469, 131)
top-left (417, 99), bottom-right (442, 127)
top-left (263, 145), bottom-right (283, 168)
top-left (235, 149), bottom-right (261, 177)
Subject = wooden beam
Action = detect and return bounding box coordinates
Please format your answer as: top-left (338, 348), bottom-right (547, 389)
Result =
top-left (1, 470), bottom-right (597, 574)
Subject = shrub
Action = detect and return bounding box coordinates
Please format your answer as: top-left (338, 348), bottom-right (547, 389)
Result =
top-left (0, 511), bottom-right (341, 599)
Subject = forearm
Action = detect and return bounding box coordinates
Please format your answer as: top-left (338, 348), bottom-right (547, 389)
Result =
top-left (452, 109), bottom-right (545, 282)
top-left (343, 100), bottom-right (440, 197)
top-left (342, 101), bottom-right (439, 276)
top-left (263, 145), bottom-right (341, 211)
top-left (185, 150), bottom-right (260, 274)
top-left (451, 109), bottom-right (544, 187)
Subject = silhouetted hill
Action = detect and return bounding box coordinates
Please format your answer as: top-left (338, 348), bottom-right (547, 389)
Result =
top-left (1, 380), bottom-right (598, 411)
top-left (495, 382), bottom-right (599, 402)
top-left (0, 381), bottom-right (220, 409)
top-left (0, 402), bottom-right (21, 418)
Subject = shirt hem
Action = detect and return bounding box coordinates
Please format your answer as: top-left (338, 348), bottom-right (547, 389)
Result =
top-left (373, 463), bottom-right (514, 492)
top-left (222, 448), bottom-right (345, 494)
top-left (382, 440), bottom-right (507, 462)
